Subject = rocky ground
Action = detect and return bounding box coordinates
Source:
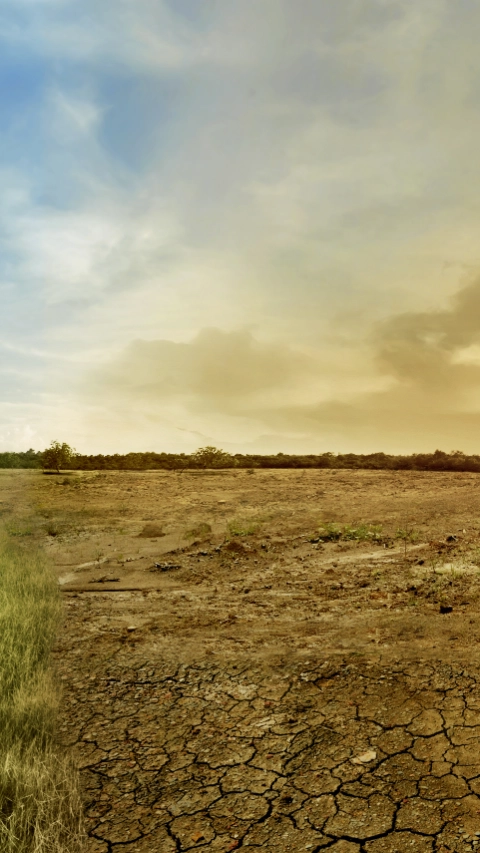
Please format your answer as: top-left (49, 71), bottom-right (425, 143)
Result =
top-left (5, 467), bottom-right (480, 850)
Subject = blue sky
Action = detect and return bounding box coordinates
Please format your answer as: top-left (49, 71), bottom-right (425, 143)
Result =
top-left (3, 0), bottom-right (480, 454)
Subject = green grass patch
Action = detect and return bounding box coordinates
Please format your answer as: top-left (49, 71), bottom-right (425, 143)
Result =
top-left (312, 522), bottom-right (384, 543)
top-left (5, 522), bottom-right (33, 538)
top-left (0, 536), bottom-right (84, 851)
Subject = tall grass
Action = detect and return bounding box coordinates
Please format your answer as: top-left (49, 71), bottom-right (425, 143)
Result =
top-left (0, 536), bottom-right (84, 852)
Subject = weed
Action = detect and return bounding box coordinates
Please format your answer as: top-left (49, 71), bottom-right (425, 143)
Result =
top-left (343, 523), bottom-right (383, 541)
top-left (313, 523), bottom-right (342, 542)
top-left (312, 522), bottom-right (384, 543)
top-left (395, 523), bottom-right (419, 558)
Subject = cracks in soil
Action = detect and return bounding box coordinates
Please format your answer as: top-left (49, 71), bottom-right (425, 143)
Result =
top-left (55, 653), bottom-right (480, 852)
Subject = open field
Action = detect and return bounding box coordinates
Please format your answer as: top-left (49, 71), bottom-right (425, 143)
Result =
top-left (6, 468), bottom-right (480, 850)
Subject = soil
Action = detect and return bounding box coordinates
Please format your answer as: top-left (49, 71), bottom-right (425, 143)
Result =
top-left (5, 467), bottom-right (480, 851)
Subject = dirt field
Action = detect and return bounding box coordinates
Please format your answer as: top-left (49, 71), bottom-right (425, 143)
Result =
top-left (5, 467), bottom-right (480, 851)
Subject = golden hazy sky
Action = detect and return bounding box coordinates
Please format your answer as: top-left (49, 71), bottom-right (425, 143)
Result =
top-left (3, 1), bottom-right (480, 453)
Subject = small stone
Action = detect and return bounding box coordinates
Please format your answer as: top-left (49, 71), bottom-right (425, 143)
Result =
top-left (351, 749), bottom-right (377, 765)
top-left (191, 831), bottom-right (204, 842)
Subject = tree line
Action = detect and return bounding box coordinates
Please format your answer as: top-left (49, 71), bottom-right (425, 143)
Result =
top-left (3, 444), bottom-right (480, 473)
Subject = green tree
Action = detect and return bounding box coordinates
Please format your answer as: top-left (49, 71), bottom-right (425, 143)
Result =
top-left (41, 441), bottom-right (77, 473)
top-left (190, 446), bottom-right (235, 469)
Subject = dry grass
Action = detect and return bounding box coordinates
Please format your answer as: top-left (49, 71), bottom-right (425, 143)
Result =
top-left (0, 536), bottom-right (84, 852)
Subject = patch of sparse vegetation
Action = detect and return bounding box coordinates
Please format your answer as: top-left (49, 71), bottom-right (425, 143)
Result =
top-left (0, 535), bottom-right (84, 851)
top-left (311, 522), bottom-right (384, 543)
top-left (5, 522), bottom-right (33, 538)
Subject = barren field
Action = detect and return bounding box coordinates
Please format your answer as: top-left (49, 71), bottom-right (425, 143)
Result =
top-left (5, 467), bottom-right (480, 851)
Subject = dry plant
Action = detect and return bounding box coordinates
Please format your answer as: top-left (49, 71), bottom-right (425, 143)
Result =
top-left (395, 517), bottom-right (419, 558)
top-left (0, 536), bottom-right (84, 852)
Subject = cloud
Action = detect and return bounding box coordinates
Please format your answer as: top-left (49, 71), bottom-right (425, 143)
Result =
top-left (255, 273), bottom-right (480, 452)
top-left (81, 275), bottom-right (480, 454)
top-left (373, 273), bottom-right (480, 395)
top-left (5, 1), bottom-right (480, 453)
top-left (85, 328), bottom-right (316, 410)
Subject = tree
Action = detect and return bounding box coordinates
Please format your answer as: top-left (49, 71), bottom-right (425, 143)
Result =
top-left (190, 446), bottom-right (235, 469)
top-left (41, 441), bottom-right (77, 473)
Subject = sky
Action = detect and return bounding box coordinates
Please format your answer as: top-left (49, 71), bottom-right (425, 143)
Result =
top-left (3, 0), bottom-right (480, 455)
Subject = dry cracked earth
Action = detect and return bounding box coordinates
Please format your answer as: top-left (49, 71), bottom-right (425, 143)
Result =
top-left (5, 467), bottom-right (480, 851)
top-left (58, 654), bottom-right (480, 852)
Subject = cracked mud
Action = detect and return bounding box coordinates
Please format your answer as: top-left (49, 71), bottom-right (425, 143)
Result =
top-left (57, 655), bottom-right (480, 852)
top-left (5, 467), bottom-right (480, 850)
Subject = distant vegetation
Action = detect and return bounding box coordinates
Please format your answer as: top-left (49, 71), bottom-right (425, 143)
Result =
top-left (0, 449), bottom-right (43, 469)
top-left (2, 445), bottom-right (480, 473)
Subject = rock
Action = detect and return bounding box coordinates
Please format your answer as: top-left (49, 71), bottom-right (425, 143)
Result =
top-left (151, 562), bottom-right (181, 572)
top-left (351, 750), bottom-right (377, 765)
